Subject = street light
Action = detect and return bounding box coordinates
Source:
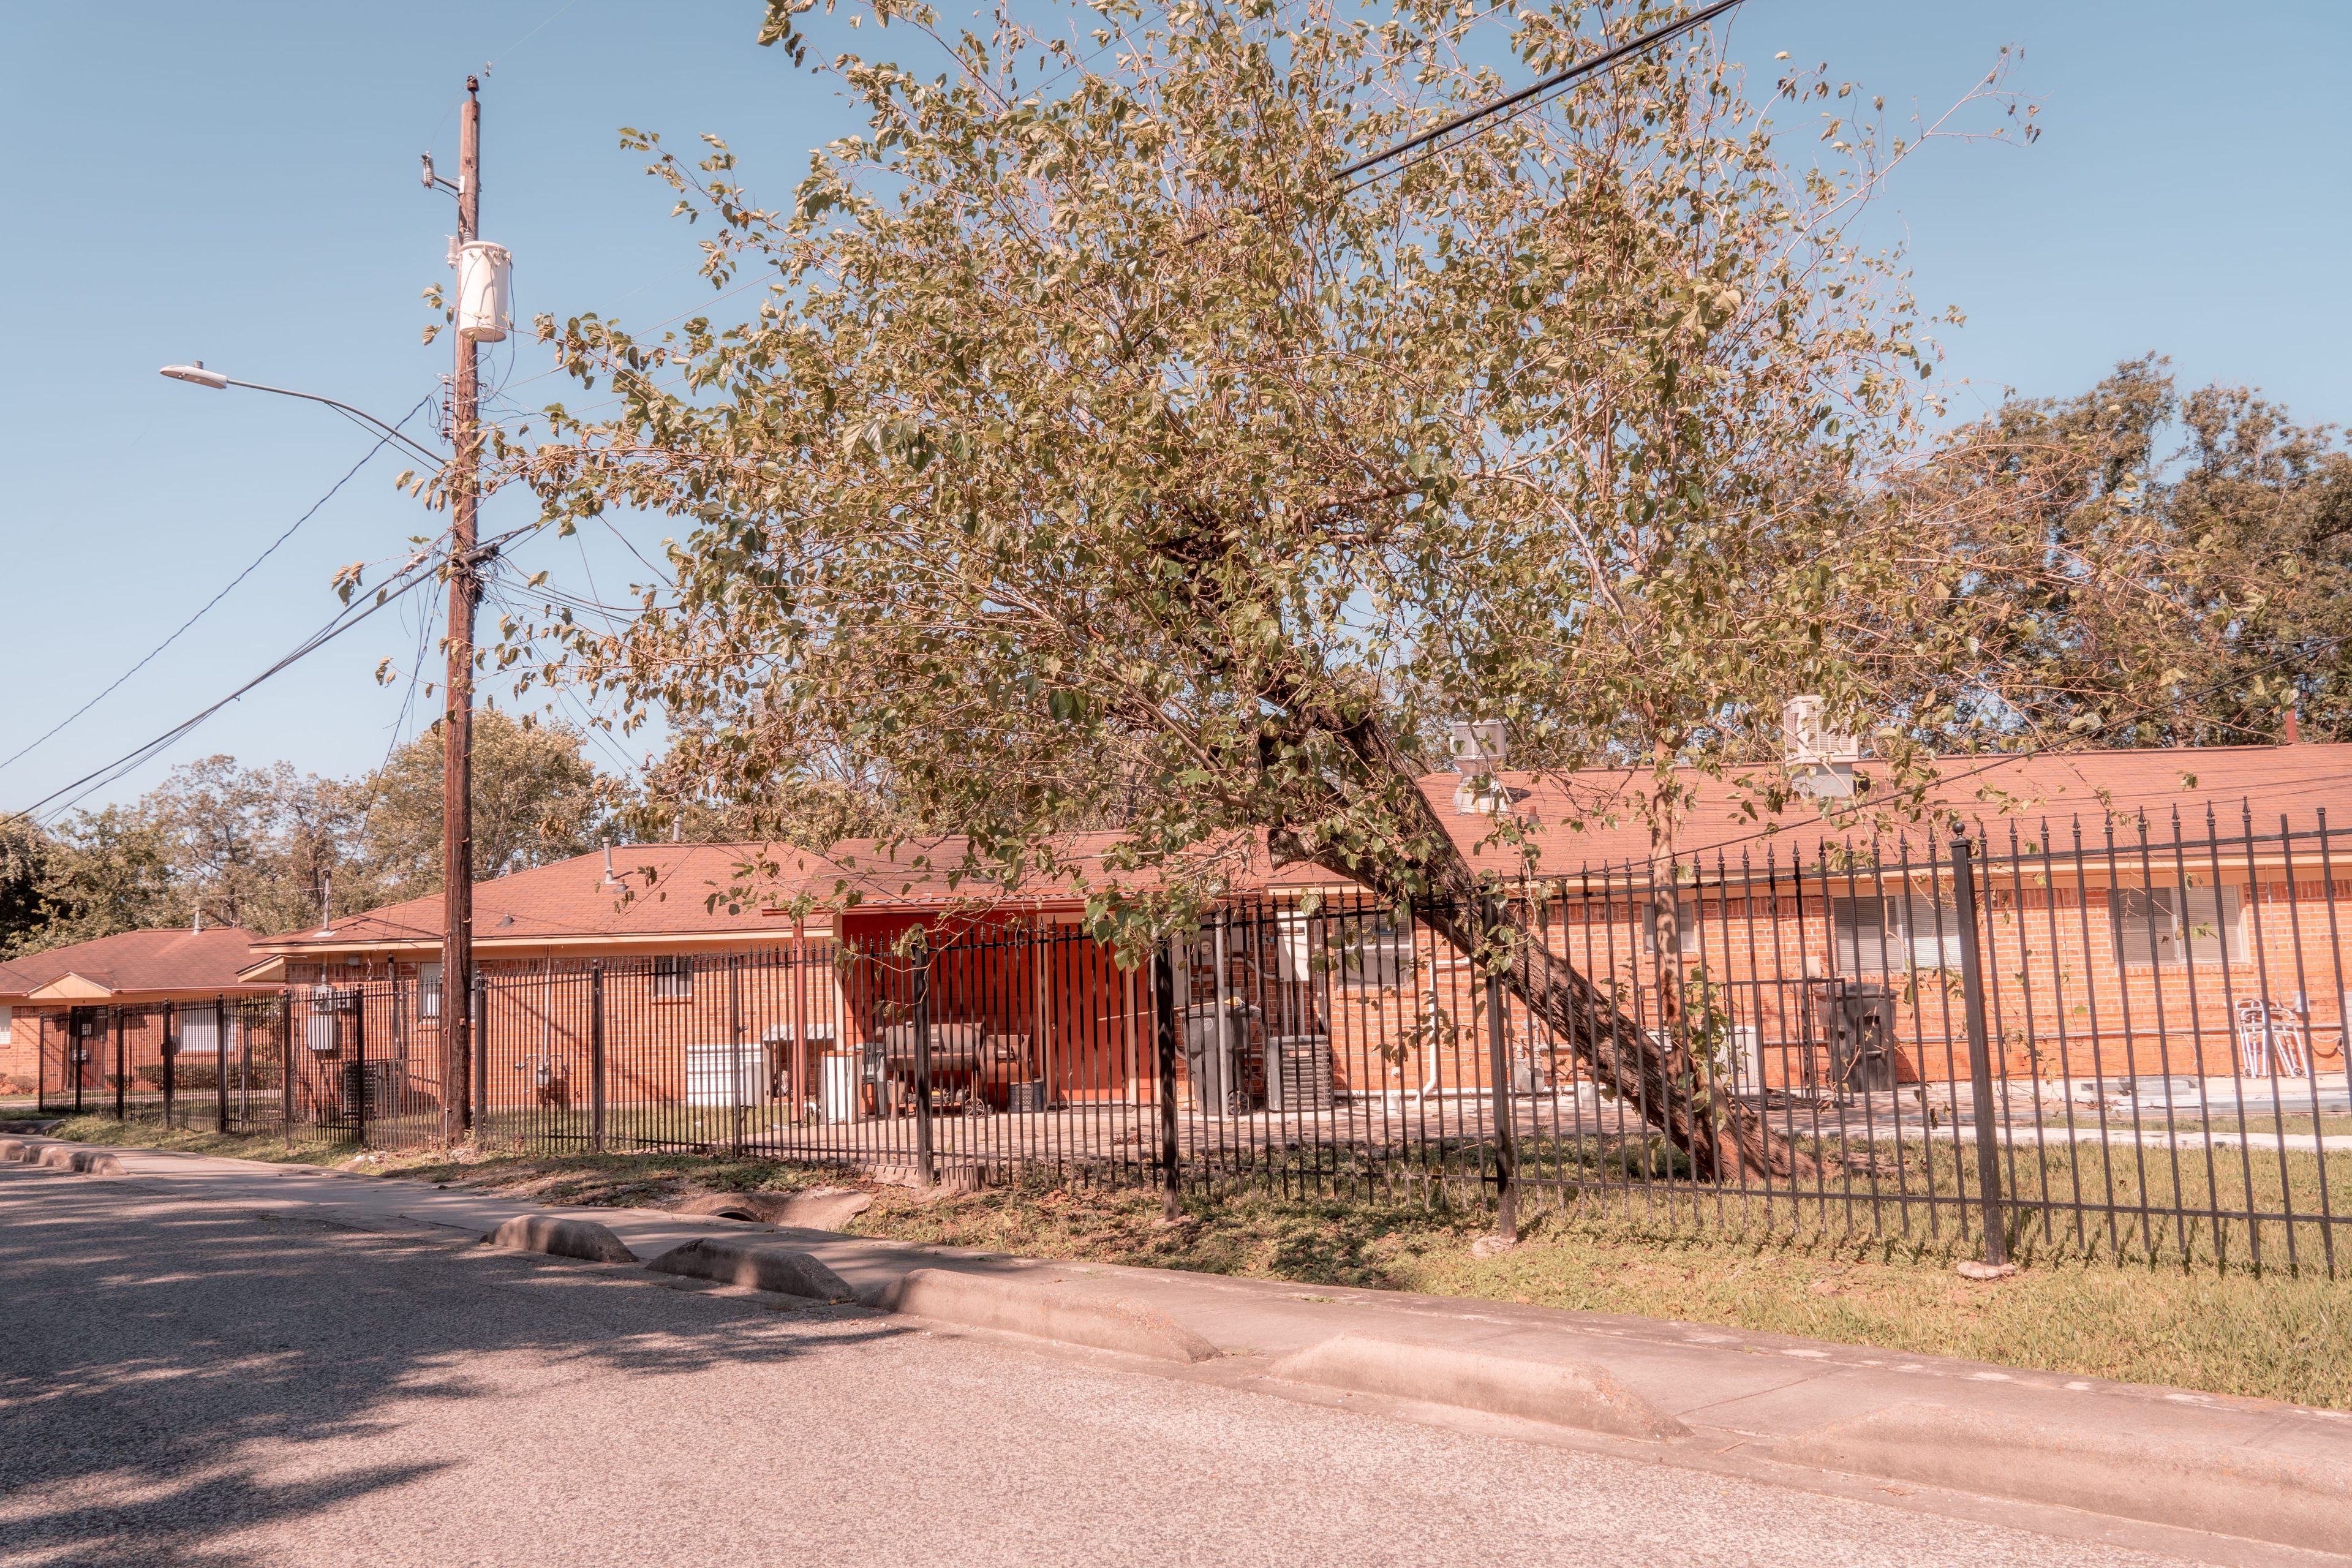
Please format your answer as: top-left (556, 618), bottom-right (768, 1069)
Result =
top-left (158, 346), bottom-right (480, 1147)
top-left (158, 363), bottom-right (443, 467)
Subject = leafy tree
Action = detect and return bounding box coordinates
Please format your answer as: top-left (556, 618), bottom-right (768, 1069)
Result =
top-left (0, 820), bottom-right (56, 957)
top-left (503, 0), bottom-right (2087, 1177)
top-left (151, 756), bottom-right (358, 935)
top-left (1909, 356), bottom-right (2352, 747)
top-left (354, 709), bottom-right (614, 898)
top-left (19, 804), bottom-right (179, 951)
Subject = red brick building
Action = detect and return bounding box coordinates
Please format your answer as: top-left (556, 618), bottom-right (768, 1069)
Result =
top-left (1, 928), bottom-right (275, 1098)
top-left (233, 744), bottom-right (2352, 1123)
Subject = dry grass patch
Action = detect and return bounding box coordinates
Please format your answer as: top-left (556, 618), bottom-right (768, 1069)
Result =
top-left (41, 1118), bottom-right (2350, 1409)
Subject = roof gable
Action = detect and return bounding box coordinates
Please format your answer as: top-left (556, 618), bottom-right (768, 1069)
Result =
top-left (0, 927), bottom-right (266, 1000)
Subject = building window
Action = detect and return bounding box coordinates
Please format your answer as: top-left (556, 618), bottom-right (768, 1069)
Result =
top-left (1327, 918), bottom-right (1413, 989)
top-left (1833, 894), bottom-right (1966, 973)
top-left (1645, 899), bottom-right (1701, 957)
top-left (653, 954), bottom-right (693, 1000)
top-left (2109, 883), bottom-right (2245, 966)
top-left (0, 1005), bottom-right (10, 1045)
top-left (418, 961), bottom-right (442, 1020)
top-left (178, 1009), bottom-right (221, 1057)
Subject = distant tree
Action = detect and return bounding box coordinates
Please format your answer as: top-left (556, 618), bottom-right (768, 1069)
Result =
top-left (354, 709), bottom-right (613, 897)
top-left (21, 805), bottom-right (179, 951)
top-left (1905, 356), bottom-right (2352, 747)
top-left (151, 756), bottom-right (359, 935)
top-left (0, 820), bottom-right (56, 957)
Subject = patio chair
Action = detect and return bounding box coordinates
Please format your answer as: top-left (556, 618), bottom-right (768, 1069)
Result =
top-left (2234, 998), bottom-right (2309, 1079)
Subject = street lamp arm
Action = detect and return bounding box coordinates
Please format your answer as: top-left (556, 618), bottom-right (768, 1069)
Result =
top-left (159, 363), bottom-right (445, 467)
top-left (221, 377), bottom-right (447, 467)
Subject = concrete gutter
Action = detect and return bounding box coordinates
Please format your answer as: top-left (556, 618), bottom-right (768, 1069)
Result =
top-left (9, 1136), bottom-right (2350, 1559)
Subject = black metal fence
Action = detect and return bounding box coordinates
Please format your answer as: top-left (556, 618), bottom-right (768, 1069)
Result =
top-left (37, 806), bottom-right (2352, 1276)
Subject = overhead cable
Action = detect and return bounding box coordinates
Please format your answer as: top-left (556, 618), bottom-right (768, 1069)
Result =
top-left (0, 391), bottom-right (439, 777)
top-left (1330, 0), bottom-right (1745, 184)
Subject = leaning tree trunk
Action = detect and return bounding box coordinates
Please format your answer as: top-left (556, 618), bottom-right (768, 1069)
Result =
top-left (1271, 718), bottom-right (1825, 1185)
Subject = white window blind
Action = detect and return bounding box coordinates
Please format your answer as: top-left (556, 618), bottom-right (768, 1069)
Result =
top-left (2109, 883), bottom-right (2245, 966)
top-left (1833, 894), bottom-right (1966, 973)
top-left (178, 1009), bottom-right (221, 1056)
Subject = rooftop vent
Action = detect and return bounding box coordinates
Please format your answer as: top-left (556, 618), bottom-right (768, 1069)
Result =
top-left (1447, 720), bottom-right (1511, 815)
top-left (1783, 695), bottom-right (1860, 799)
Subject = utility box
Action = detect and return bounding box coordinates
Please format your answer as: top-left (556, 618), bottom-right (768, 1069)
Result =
top-left (1811, 979), bottom-right (1898, 1095)
top-left (1183, 1000), bottom-right (1256, 1116)
top-left (685, 1041), bottom-right (763, 1108)
top-left (456, 241), bottom-right (513, 341)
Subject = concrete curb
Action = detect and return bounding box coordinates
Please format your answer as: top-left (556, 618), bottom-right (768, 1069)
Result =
top-left (674, 1187), bottom-right (874, 1230)
top-left (485, 1215), bottom-right (636, 1265)
top-left (865, 1267), bottom-right (1221, 1365)
top-left (1267, 1333), bottom-right (1691, 1442)
top-left (645, 1237), bottom-right (857, 1303)
top-left (4, 1140), bottom-right (118, 1174)
top-left (1774, 1400), bottom-right (2352, 1556)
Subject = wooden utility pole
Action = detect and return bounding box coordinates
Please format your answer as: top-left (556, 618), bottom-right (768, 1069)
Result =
top-left (440, 76), bottom-right (482, 1144)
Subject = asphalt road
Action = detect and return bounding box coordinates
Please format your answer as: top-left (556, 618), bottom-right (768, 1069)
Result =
top-left (0, 1169), bottom-right (2188, 1568)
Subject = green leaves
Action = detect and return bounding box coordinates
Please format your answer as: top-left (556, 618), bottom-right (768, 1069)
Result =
top-left (503, 0), bottom-right (2097, 922)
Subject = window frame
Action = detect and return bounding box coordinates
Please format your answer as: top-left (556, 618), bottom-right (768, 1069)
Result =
top-left (2108, 881), bottom-right (2245, 967)
top-left (652, 954), bottom-right (694, 1001)
top-left (1833, 892), bottom-right (1966, 974)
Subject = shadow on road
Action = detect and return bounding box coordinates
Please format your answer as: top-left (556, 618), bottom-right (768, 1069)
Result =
top-left (0, 1169), bottom-right (899, 1565)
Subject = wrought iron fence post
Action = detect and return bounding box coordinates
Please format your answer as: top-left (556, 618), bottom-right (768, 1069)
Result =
top-left (154, 1005), bottom-right (168, 1126)
top-left (1483, 905), bottom-right (1519, 1240)
top-left (279, 990), bottom-right (293, 1148)
top-left (913, 949), bottom-right (936, 1188)
top-left (1950, 832), bottom-right (2008, 1268)
top-left (590, 961), bottom-right (607, 1153)
top-left (1155, 941), bottom-right (1182, 1222)
top-left (729, 952), bottom-right (746, 1159)
top-left (458, 971), bottom-right (473, 1139)
top-left (470, 974), bottom-right (488, 1147)
top-left (214, 995), bottom-right (230, 1133)
top-left (113, 1006), bottom-right (126, 1121)
top-left (353, 985), bottom-right (368, 1148)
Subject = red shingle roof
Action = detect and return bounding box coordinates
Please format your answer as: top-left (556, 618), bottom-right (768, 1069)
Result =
top-left (0, 928), bottom-right (271, 1001)
top-left (250, 744), bottom-right (2352, 956)
top-left (245, 835), bottom-right (1183, 956)
top-left (1390, 742), bottom-right (2352, 880)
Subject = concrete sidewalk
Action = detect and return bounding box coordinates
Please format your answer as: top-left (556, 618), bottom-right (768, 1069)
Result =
top-left (6, 1134), bottom-right (2348, 1563)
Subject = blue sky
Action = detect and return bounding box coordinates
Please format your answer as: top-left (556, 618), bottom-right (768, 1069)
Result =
top-left (2, 1), bottom-right (2345, 820)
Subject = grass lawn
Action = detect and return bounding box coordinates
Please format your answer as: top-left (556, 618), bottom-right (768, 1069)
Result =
top-left (33, 1113), bottom-right (2351, 1411)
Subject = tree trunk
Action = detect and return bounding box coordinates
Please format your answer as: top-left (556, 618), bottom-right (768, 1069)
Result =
top-left (1270, 718), bottom-right (1824, 1185)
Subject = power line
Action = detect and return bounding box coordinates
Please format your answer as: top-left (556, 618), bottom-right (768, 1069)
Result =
top-left (0, 391), bottom-right (437, 778)
top-left (1331, 0), bottom-right (1744, 184)
top-left (7, 551), bottom-right (447, 825)
top-left (7, 519), bottom-right (540, 827)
